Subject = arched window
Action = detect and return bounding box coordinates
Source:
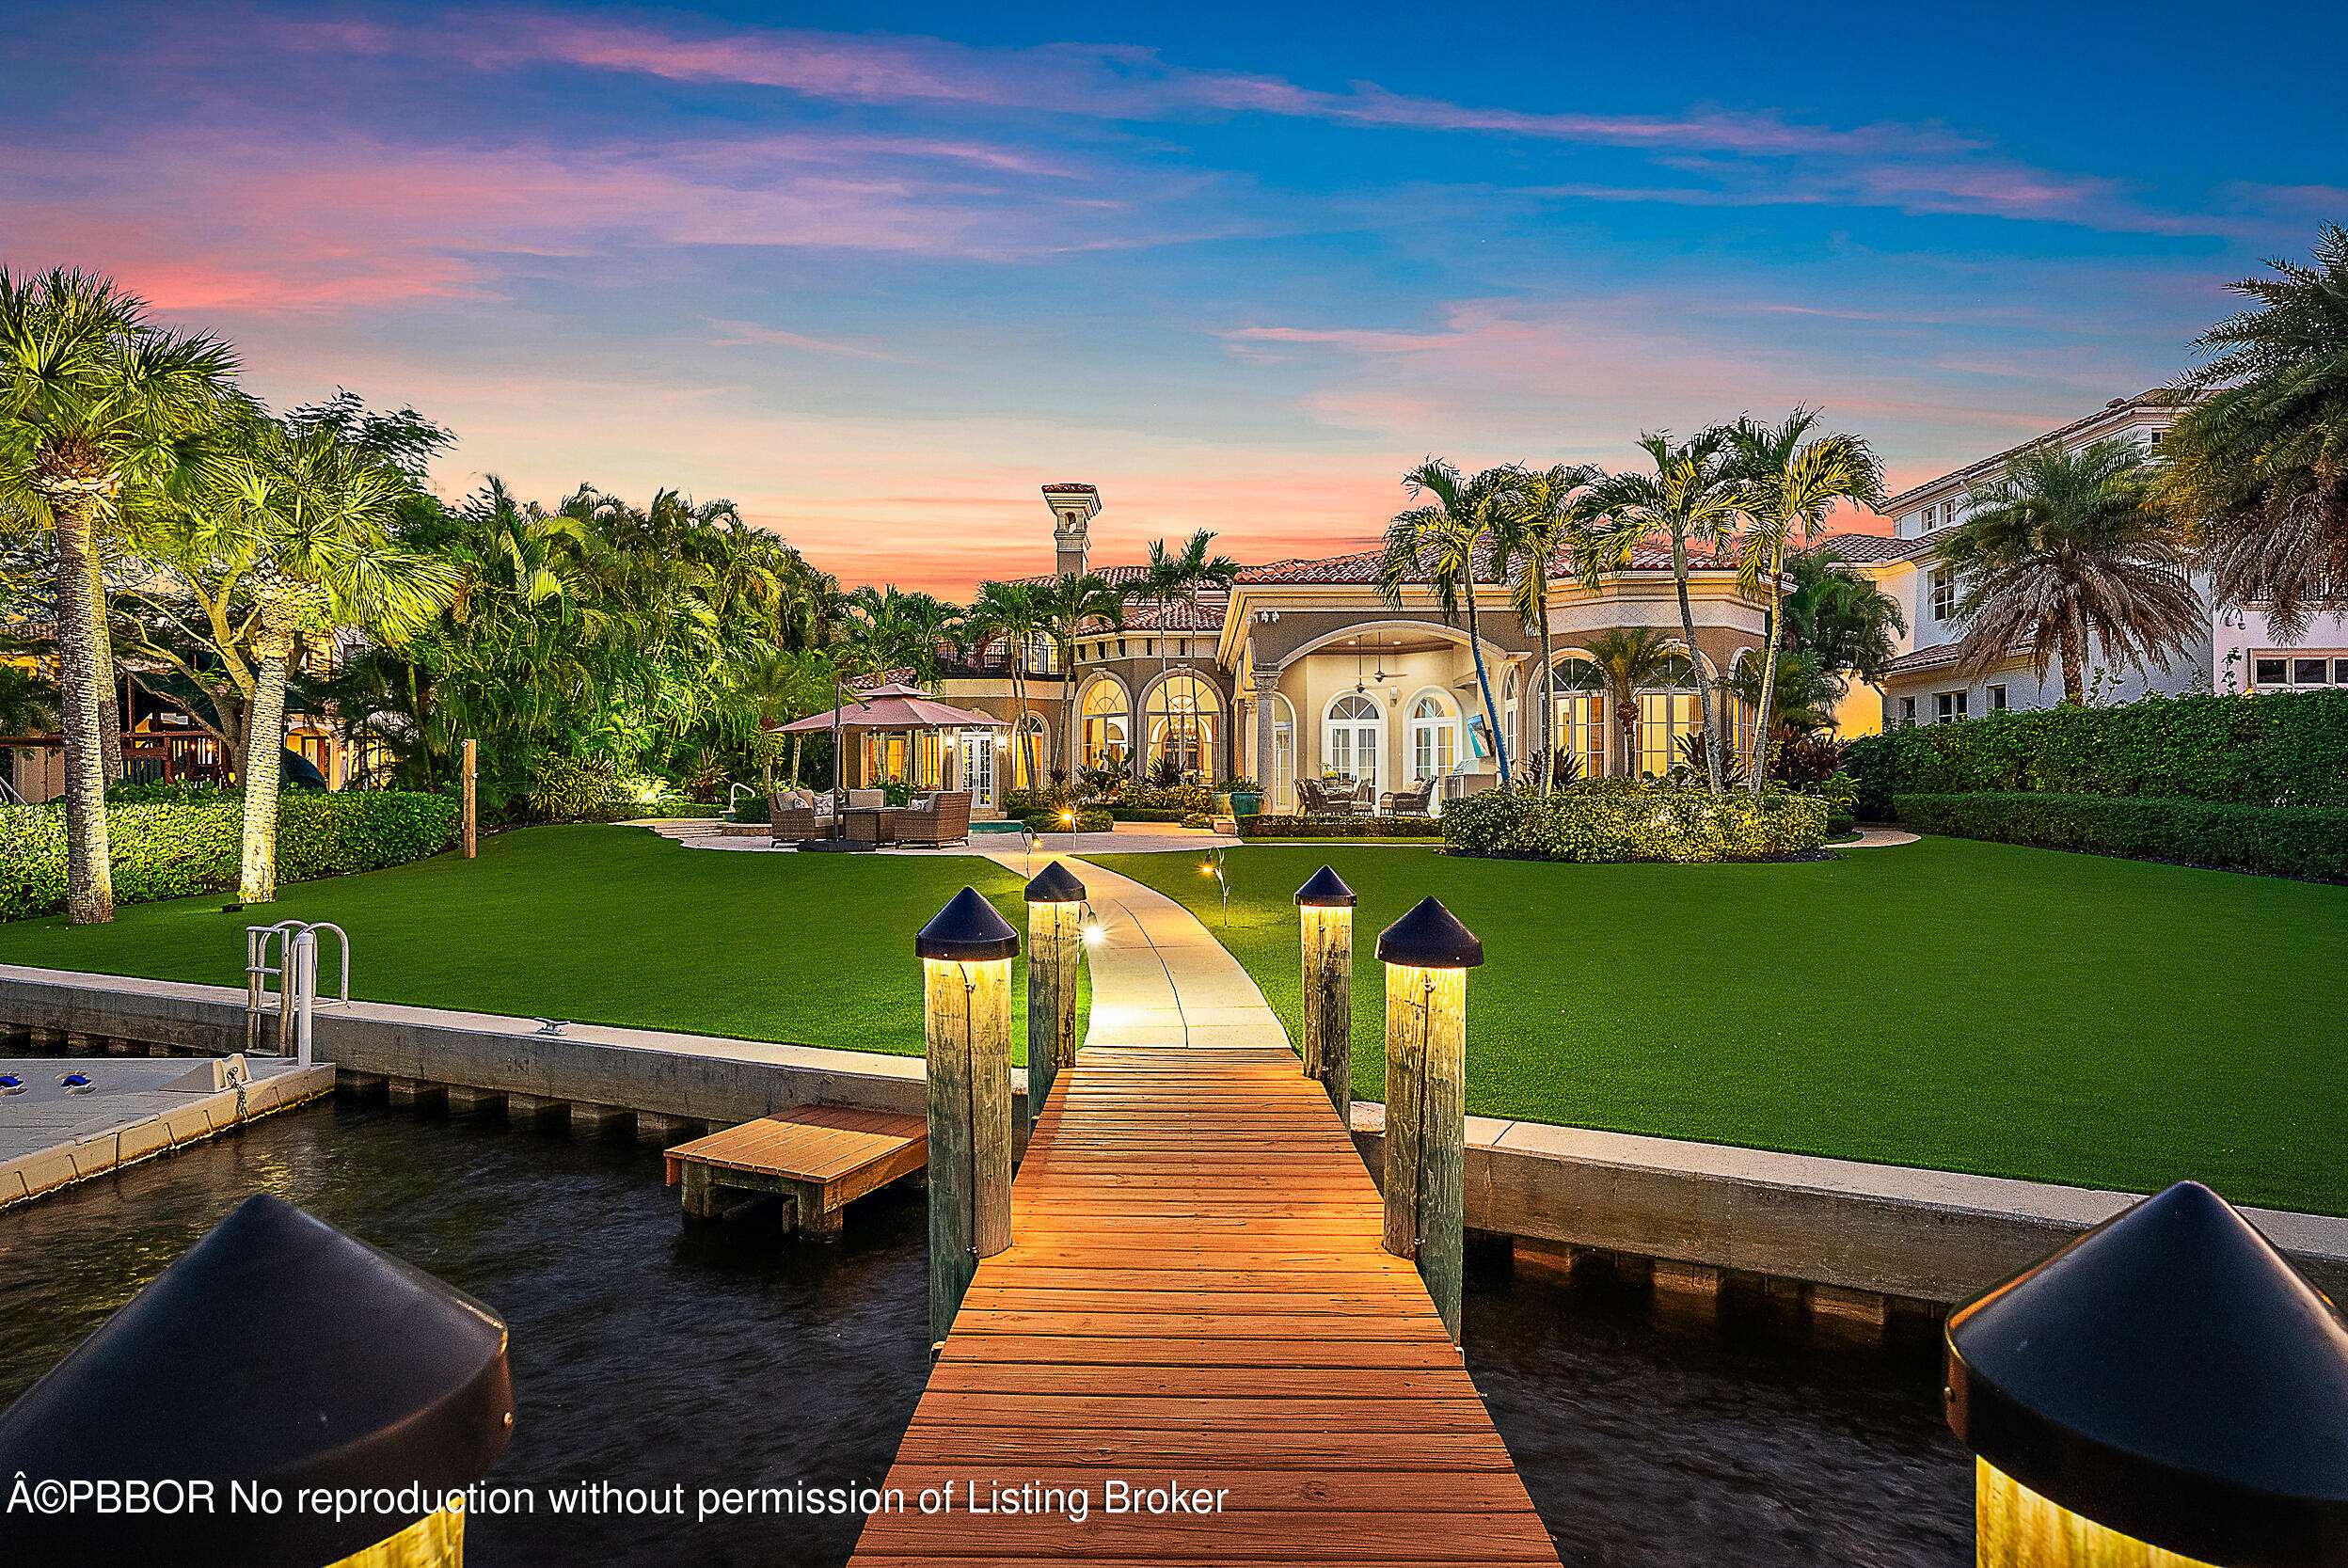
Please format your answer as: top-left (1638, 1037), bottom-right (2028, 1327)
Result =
top-left (1145, 673), bottom-right (1220, 781)
top-left (1638, 656), bottom-right (1703, 778)
top-left (1271, 693), bottom-right (1295, 812)
top-left (1009, 712), bottom-right (1050, 789)
top-left (1323, 691), bottom-right (1381, 792)
top-left (1550, 657), bottom-right (1610, 780)
top-left (1409, 693), bottom-right (1457, 781)
top-left (1079, 679), bottom-right (1130, 772)
top-left (1500, 666), bottom-right (1519, 761)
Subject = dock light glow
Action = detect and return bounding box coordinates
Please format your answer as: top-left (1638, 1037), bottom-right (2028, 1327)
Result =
top-left (1293, 865), bottom-right (1356, 1123)
top-left (1023, 863), bottom-right (1087, 1138)
top-left (914, 887), bottom-right (1020, 1350)
top-left (1375, 895), bottom-right (1483, 1346)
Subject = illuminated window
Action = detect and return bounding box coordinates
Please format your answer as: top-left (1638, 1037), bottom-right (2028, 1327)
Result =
top-left (1079, 679), bottom-right (1129, 770)
top-left (1635, 657), bottom-right (1701, 777)
top-left (1145, 673), bottom-right (1220, 779)
top-left (1409, 694), bottom-right (1457, 781)
top-left (1323, 692), bottom-right (1380, 789)
top-left (1550, 657), bottom-right (1610, 778)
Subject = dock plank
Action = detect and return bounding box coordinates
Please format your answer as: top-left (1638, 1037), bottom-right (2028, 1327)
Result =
top-left (845, 1046), bottom-right (1559, 1566)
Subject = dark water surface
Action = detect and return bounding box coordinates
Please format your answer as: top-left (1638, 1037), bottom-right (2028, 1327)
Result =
top-left (1, 1104), bottom-right (1970, 1566)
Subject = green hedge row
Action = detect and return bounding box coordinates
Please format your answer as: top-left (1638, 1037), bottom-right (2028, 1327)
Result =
top-left (1893, 793), bottom-right (2348, 883)
top-left (1846, 689), bottom-right (2348, 817)
top-left (1439, 788), bottom-right (1829, 862)
top-left (1023, 808), bottom-right (1113, 834)
top-left (1237, 815), bottom-right (1444, 839)
top-left (0, 793), bottom-right (458, 921)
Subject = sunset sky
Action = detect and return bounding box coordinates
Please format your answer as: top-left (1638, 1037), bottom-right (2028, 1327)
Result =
top-left (8, 1), bottom-right (2341, 594)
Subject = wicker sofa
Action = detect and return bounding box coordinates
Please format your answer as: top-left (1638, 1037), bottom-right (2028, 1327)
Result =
top-left (768, 789), bottom-right (832, 844)
top-left (896, 791), bottom-right (972, 848)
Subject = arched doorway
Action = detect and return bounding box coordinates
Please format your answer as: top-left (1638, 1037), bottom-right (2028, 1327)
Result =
top-left (1271, 693), bottom-right (1295, 812)
top-left (1010, 712), bottom-right (1050, 790)
top-left (1551, 657), bottom-right (1610, 781)
top-left (1144, 673), bottom-right (1219, 783)
top-left (1638, 656), bottom-right (1703, 778)
top-left (1079, 678), bottom-right (1131, 773)
top-left (1407, 690), bottom-right (1457, 782)
top-left (1323, 691), bottom-right (1382, 795)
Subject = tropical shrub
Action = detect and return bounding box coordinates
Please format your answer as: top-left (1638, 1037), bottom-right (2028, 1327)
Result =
top-left (1237, 815), bottom-right (1444, 839)
top-left (1894, 792), bottom-right (2348, 883)
top-left (522, 751), bottom-right (675, 822)
top-left (1845, 690), bottom-right (2348, 818)
top-left (1440, 785), bottom-right (1828, 862)
top-left (0, 793), bottom-right (458, 920)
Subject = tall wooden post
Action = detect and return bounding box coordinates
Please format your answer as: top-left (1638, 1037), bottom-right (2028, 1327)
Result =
top-left (1294, 865), bottom-right (1355, 1125)
top-left (461, 737), bottom-right (477, 859)
top-left (1023, 862), bottom-right (1086, 1136)
top-left (918, 886), bottom-right (1019, 1352)
top-left (1377, 895), bottom-right (1483, 1345)
top-left (1947, 1180), bottom-right (2348, 1568)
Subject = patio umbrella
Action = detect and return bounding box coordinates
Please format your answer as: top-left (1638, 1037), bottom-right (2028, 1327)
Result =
top-left (770, 681), bottom-right (1009, 839)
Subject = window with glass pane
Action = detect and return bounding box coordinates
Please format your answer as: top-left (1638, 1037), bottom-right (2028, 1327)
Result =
top-left (1988, 684), bottom-right (2007, 711)
top-left (1931, 567), bottom-right (1957, 621)
top-left (1552, 658), bottom-right (1608, 778)
top-left (2256, 658), bottom-right (2288, 685)
top-left (2336, 660), bottom-right (2348, 685)
top-left (1272, 697), bottom-right (1293, 811)
top-left (1410, 695), bottom-right (1457, 780)
top-left (1145, 673), bottom-right (1220, 779)
top-left (2295, 659), bottom-right (2332, 685)
top-left (1079, 680), bottom-right (1129, 769)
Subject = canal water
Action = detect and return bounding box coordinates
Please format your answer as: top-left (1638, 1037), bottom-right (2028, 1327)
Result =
top-left (0, 1103), bottom-right (1972, 1566)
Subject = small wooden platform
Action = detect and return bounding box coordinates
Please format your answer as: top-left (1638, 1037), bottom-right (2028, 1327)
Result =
top-left (848, 1046), bottom-right (1561, 1565)
top-left (664, 1103), bottom-right (927, 1239)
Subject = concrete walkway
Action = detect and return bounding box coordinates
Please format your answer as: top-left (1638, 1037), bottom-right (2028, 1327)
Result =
top-left (979, 847), bottom-right (1290, 1053)
top-left (1844, 826), bottom-right (1921, 847)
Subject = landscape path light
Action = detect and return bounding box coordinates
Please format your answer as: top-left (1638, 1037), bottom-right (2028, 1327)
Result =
top-left (1946, 1179), bottom-right (2348, 1568)
top-left (0, 1192), bottom-right (512, 1568)
top-left (1293, 864), bottom-right (1356, 1124)
top-left (916, 884), bottom-right (1018, 1352)
top-left (1023, 861), bottom-right (1086, 1137)
top-left (1376, 895), bottom-right (1483, 1346)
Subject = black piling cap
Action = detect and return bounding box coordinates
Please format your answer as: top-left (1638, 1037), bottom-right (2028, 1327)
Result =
top-left (1294, 865), bottom-right (1356, 908)
top-left (0, 1193), bottom-right (512, 1567)
top-left (1024, 861), bottom-right (1087, 905)
top-left (1374, 895), bottom-right (1483, 968)
top-left (915, 885), bottom-right (1021, 960)
top-left (1945, 1180), bottom-right (2348, 1566)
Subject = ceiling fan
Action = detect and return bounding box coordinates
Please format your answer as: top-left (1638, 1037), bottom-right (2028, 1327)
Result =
top-left (1351, 639), bottom-right (1392, 695)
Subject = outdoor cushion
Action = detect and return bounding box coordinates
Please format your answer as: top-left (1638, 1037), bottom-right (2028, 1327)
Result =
top-left (906, 798), bottom-right (936, 813)
top-left (848, 789), bottom-right (884, 809)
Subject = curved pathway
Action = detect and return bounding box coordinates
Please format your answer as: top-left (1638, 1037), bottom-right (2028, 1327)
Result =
top-left (978, 847), bottom-right (1289, 1053)
top-left (1842, 826), bottom-right (1921, 848)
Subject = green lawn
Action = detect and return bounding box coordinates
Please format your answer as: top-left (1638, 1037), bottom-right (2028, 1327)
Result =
top-left (1096, 839), bottom-right (2348, 1216)
top-left (0, 827), bottom-right (1055, 1061)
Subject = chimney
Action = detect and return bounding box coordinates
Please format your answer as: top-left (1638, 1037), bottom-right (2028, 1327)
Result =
top-left (1042, 483), bottom-right (1101, 578)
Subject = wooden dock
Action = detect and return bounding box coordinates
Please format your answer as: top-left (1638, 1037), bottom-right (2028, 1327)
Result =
top-left (849, 1045), bottom-right (1560, 1564)
top-left (666, 1103), bottom-right (927, 1238)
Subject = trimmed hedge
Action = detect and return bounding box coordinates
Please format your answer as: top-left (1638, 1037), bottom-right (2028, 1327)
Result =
top-left (1023, 808), bottom-right (1113, 834)
top-left (1439, 787), bottom-right (1829, 863)
top-left (1893, 792), bottom-right (2348, 883)
top-left (1846, 689), bottom-right (2348, 818)
top-left (0, 792), bottom-right (459, 921)
top-left (1007, 784), bottom-right (1214, 816)
top-left (1237, 815), bottom-right (1444, 839)
top-left (1109, 807), bottom-right (1191, 822)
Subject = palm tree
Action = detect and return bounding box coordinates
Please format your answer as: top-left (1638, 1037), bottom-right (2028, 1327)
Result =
top-left (1379, 460), bottom-right (1515, 787)
top-left (2155, 223), bottom-right (2348, 641)
top-left (1782, 547), bottom-right (1907, 682)
top-left (0, 269), bottom-right (240, 923)
top-left (1582, 626), bottom-right (1683, 779)
top-left (1594, 433), bottom-right (1742, 794)
top-left (1038, 573), bottom-right (1128, 777)
top-left (1489, 463), bottom-right (1606, 794)
top-left (1129, 530), bottom-right (1240, 778)
top-left (1726, 648), bottom-right (1844, 778)
top-left (1721, 409), bottom-right (1883, 796)
top-left (966, 578), bottom-right (1048, 792)
top-left (1944, 438), bottom-right (2205, 705)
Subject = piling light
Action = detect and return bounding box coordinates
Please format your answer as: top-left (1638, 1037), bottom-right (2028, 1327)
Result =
top-left (1376, 895), bottom-right (1483, 1346)
top-left (1293, 866), bottom-right (1356, 1124)
top-left (915, 887), bottom-right (1019, 1352)
top-left (1946, 1180), bottom-right (2348, 1568)
top-left (0, 1193), bottom-right (512, 1568)
top-left (1023, 863), bottom-right (1087, 1138)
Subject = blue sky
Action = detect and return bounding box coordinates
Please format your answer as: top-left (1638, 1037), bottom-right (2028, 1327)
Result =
top-left (4, 0), bottom-right (2340, 591)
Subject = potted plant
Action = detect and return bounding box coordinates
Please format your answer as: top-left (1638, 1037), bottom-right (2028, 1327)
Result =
top-left (1219, 776), bottom-right (1262, 817)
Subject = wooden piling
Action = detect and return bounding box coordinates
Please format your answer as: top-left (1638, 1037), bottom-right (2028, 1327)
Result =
top-left (1023, 863), bottom-right (1086, 1136)
top-left (1375, 896), bottom-right (1481, 1346)
top-left (918, 886), bottom-right (1020, 1352)
top-left (1301, 906), bottom-right (1353, 1122)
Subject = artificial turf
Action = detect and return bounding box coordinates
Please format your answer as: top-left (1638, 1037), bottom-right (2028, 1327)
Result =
top-left (1093, 838), bottom-right (2348, 1216)
top-left (0, 826), bottom-right (1053, 1061)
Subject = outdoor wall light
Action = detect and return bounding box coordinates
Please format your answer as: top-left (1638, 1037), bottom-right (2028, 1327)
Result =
top-left (1946, 1180), bottom-right (2348, 1568)
top-left (0, 1193), bottom-right (513, 1568)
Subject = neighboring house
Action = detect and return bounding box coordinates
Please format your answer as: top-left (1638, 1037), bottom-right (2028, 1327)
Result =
top-left (920, 485), bottom-right (1774, 814)
top-left (1820, 390), bottom-right (2348, 728)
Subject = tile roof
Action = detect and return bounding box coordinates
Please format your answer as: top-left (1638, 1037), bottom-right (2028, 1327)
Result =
top-left (1116, 596), bottom-right (1227, 632)
top-left (1235, 540), bottom-right (1739, 586)
top-left (1881, 638), bottom-right (2029, 677)
top-left (1813, 528), bottom-right (1955, 565)
top-left (1881, 388), bottom-right (2186, 511)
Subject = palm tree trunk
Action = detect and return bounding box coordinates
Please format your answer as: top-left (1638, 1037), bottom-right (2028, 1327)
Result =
top-left (1462, 575), bottom-right (1510, 788)
top-left (1535, 601), bottom-right (1556, 796)
top-left (2058, 619), bottom-right (2086, 705)
top-left (1748, 552), bottom-right (1785, 796)
top-left (1670, 532), bottom-right (1722, 794)
top-left (53, 499), bottom-right (115, 924)
top-left (86, 554), bottom-right (123, 783)
top-left (238, 642), bottom-right (291, 903)
top-left (1614, 685), bottom-right (1638, 778)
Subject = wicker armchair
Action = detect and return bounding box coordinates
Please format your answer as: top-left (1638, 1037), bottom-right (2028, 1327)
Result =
top-left (1297, 778), bottom-right (1338, 816)
top-left (769, 790), bottom-right (826, 843)
top-left (895, 791), bottom-right (971, 848)
top-left (1380, 779), bottom-right (1435, 817)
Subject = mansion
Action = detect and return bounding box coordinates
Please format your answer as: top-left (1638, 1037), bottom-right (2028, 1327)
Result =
top-left (921, 483), bottom-right (1774, 816)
